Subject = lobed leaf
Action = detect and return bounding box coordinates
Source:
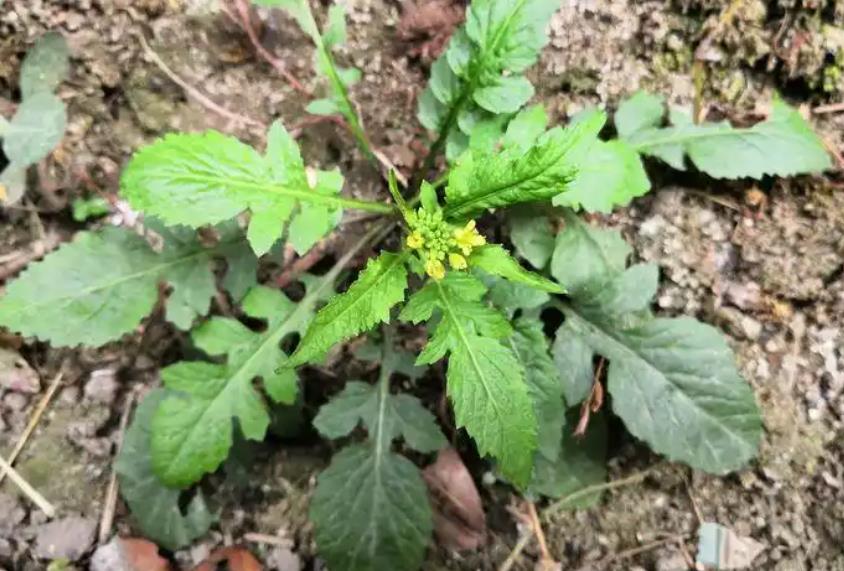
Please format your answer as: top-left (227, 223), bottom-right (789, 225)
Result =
top-left (288, 251), bottom-right (410, 367)
top-left (0, 225), bottom-right (247, 347)
top-left (444, 112), bottom-right (605, 218)
top-left (624, 95), bottom-right (831, 179)
top-left (120, 122), bottom-right (364, 257)
top-left (115, 390), bottom-right (216, 551)
top-left (151, 285), bottom-right (317, 487)
top-left (401, 273), bottom-right (536, 487)
top-left (310, 444), bottom-right (432, 571)
top-left (469, 244), bottom-right (562, 293)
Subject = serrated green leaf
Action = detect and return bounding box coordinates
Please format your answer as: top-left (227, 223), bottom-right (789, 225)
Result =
top-left (626, 97), bottom-right (831, 179)
top-left (469, 244), bottom-right (562, 293)
top-left (529, 411), bottom-right (607, 504)
top-left (564, 310), bottom-right (762, 473)
top-left (20, 32), bottom-right (69, 98)
top-left (310, 338), bottom-right (441, 571)
top-left (120, 122), bottom-right (377, 256)
top-left (0, 226), bottom-right (244, 347)
top-left (551, 320), bottom-right (594, 405)
top-left (550, 211), bottom-right (631, 295)
top-left (508, 206), bottom-right (554, 270)
top-left (288, 251), bottom-right (409, 367)
top-left (614, 91), bottom-right (665, 139)
top-left (554, 138), bottom-right (651, 214)
top-left (115, 390), bottom-right (215, 551)
top-left (401, 273), bottom-right (536, 487)
top-left (444, 112), bottom-right (604, 218)
top-left (3, 91), bottom-right (66, 167)
top-left (151, 283), bottom-right (323, 487)
top-left (417, 87), bottom-right (447, 131)
top-left (310, 444), bottom-right (432, 571)
top-left (510, 316), bottom-right (565, 462)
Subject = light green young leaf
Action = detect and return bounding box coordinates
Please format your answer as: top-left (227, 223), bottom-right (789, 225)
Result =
top-left (150, 285), bottom-right (317, 487)
top-left (418, 0), bottom-right (560, 157)
top-left (554, 139), bottom-right (651, 214)
top-left (116, 390), bottom-right (215, 551)
top-left (0, 225), bottom-right (245, 347)
top-left (288, 251), bottom-right (409, 367)
top-left (508, 205), bottom-right (554, 270)
top-left (550, 210), bottom-right (631, 295)
top-left (444, 112), bottom-right (605, 218)
top-left (614, 91), bottom-right (665, 138)
top-left (502, 104), bottom-right (549, 151)
top-left (306, 97), bottom-right (341, 115)
top-left (0, 164), bottom-right (27, 205)
top-left (20, 32), bottom-right (70, 98)
top-left (551, 320), bottom-right (594, 405)
top-left (310, 339), bottom-right (442, 571)
top-left (401, 273), bottom-right (536, 487)
top-left (71, 197), bottom-right (110, 222)
top-left (323, 4), bottom-right (347, 48)
top-left (310, 444), bottom-right (432, 571)
top-left (530, 411), bottom-right (607, 504)
top-left (625, 97), bottom-right (831, 178)
top-left (3, 91), bottom-right (66, 167)
top-left (469, 244), bottom-right (562, 293)
top-left (120, 122), bottom-right (376, 257)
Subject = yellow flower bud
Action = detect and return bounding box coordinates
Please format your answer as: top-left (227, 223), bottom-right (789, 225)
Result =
top-left (448, 253), bottom-right (467, 270)
top-left (425, 258), bottom-right (446, 280)
top-left (406, 231), bottom-right (424, 249)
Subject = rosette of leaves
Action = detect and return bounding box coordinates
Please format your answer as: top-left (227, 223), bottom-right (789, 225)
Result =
top-left (1, 32), bottom-right (69, 204)
top-left (309, 332), bottom-right (446, 571)
top-left (0, 221), bottom-right (256, 347)
top-left (417, 0), bottom-right (562, 162)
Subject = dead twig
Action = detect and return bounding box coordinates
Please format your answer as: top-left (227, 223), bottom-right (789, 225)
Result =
top-left (98, 390), bottom-right (138, 544)
top-left (543, 466), bottom-right (657, 519)
top-left (223, 0), bottom-right (309, 94)
top-left (812, 102), bottom-right (844, 115)
top-left (0, 454), bottom-right (56, 517)
top-left (243, 532), bottom-right (293, 547)
top-left (574, 535), bottom-right (689, 571)
top-left (574, 357), bottom-right (605, 437)
top-left (526, 500), bottom-right (556, 568)
top-left (498, 530), bottom-right (534, 571)
top-left (138, 34), bottom-right (263, 128)
top-left (0, 370), bottom-right (64, 486)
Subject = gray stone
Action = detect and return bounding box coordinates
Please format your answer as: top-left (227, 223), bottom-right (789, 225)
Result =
top-left (0, 493), bottom-right (25, 537)
top-left (33, 516), bottom-right (96, 561)
top-left (655, 550), bottom-right (689, 571)
top-left (84, 369), bottom-right (118, 404)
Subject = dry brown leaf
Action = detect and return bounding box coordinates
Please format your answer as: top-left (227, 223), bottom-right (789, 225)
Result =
top-left (423, 447), bottom-right (486, 551)
top-left (397, 0), bottom-right (464, 62)
top-left (192, 546), bottom-right (263, 571)
top-left (119, 537), bottom-right (173, 571)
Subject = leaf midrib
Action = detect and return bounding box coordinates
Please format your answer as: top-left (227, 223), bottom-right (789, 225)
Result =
top-left (561, 303), bottom-right (754, 451)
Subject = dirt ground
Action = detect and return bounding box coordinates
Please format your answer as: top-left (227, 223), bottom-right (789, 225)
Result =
top-left (0, 0), bottom-right (843, 570)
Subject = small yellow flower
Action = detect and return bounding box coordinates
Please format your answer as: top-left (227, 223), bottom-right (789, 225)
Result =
top-left (425, 258), bottom-right (446, 280)
top-left (448, 253), bottom-right (467, 270)
top-left (406, 231), bottom-right (424, 250)
top-left (453, 220), bottom-right (486, 255)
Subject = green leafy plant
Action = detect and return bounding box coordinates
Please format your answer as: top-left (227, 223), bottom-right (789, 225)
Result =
top-left (0, 32), bottom-right (69, 204)
top-left (0, 0), bottom-right (832, 568)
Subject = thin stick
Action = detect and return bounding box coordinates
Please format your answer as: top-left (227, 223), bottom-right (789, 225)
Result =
top-left (527, 501), bottom-right (553, 564)
top-left (0, 371), bottom-right (64, 486)
top-left (813, 102), bottom-right (844, 115)
top-left (138, 34), bottom-right (263, 128)
top-left (498, 531), bottom-right (534, 571)
top-left (243, 532), bottom-right (292, 547)
top-left (543, 467), bottom-right (656, 518)
top-left (230, 0), bottom-right (308, 94)
top-left (574, 536), bottom-right (684, 571)
top-left (0, 454), bottom-right (56, 517)
top-left (98, 391), bottom-right (138, 544)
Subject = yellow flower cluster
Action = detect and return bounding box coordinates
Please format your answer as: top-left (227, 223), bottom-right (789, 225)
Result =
top-left (405, 208), bottom-right (485, 280)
